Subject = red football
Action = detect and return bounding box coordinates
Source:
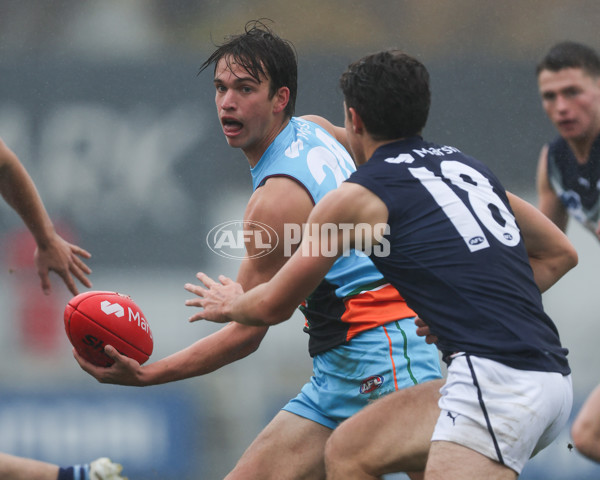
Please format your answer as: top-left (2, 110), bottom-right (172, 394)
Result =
top-left (64, 291), bottom-right (153, 367)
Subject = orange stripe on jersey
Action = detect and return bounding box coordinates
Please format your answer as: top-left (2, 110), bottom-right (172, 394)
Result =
top-left (341, 284), bottom-right (416, 341)
top-left (383, 325), bottom-right (399, 390)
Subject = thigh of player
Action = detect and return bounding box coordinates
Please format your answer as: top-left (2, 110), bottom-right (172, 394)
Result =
top-left (325, 378), bottom-right (444, 478)
top-left (430, 354), bottom-right (573, 476)
top-left (225, 410), bottom-right (332, 480)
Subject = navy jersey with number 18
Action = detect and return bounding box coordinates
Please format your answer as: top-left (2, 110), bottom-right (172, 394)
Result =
top-left (346, 136), bottom-right (570, 375)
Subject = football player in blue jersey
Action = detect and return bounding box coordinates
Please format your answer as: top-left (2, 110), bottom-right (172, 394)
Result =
top-left (74, 21), bottom-right (441, 480)
top-left (189, 50), bottom-right (578, 479)
top-left (536, 41), bottom-right (600, 242)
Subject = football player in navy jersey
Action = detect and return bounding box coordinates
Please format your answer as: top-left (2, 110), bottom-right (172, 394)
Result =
top-left (536, 42), bottom-right (600, 464)
top-left (536, 41), bottom-right (600, 242)
top-left (189, 50), bottom-right (578, 479)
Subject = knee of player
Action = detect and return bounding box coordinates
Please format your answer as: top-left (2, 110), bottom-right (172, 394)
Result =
top-left (324, 428), bottom-right (356, 469)
top-left (571, 418), bottom-right (597, 456)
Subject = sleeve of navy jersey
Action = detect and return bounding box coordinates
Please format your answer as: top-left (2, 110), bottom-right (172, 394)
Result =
top-left (345, 137), bottom-right (570, 375)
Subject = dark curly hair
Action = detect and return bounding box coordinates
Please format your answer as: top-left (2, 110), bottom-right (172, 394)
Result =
top-left (199, 20), bottom-right (298, 117)
top-left (339, 50), bottom-right (430, 141)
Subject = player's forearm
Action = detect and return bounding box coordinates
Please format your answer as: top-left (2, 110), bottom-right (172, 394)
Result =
top-left (0, 155), bottom-right (56, 248)
top-left (525, 217), bottom-right (577, 292)
top-left (529, 255), bottom-right (577, 293)
top-left (141, 323), bottom-right (267, 384)
top-left (227, 283), bottom-right (297, 326)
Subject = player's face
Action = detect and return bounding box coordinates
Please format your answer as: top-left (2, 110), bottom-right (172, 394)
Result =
top-left (538, 67), bottom-right (600, 143)
top-left (214, 57), bottom-right (288, 166)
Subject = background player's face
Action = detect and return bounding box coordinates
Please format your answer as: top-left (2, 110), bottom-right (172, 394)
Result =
top-left (213, 56), bottom-right (287, 165)
top-left (538, 67), bottom-right (600, 143)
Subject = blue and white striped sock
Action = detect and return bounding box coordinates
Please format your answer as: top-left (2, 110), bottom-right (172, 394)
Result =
top-left (57, 464), bottom-right (90, 480)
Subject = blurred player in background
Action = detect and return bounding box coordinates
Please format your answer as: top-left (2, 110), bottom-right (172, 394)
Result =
top-left (535, 41), bottom-right (600, 464)
top-left (74, 20), bottom-right (442, 480)
top-left (535, 41), bottom-right (600, 241)
top-left (189, 49), bottom-right (577, 479)
top-left (0, 139), bottom-right (123, 479)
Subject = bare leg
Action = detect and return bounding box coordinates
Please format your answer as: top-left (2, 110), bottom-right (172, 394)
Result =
top-left (0, 452), bottom-right (59, 480)
top-left (572, 384), bottom-right (600, 463)
top-left (225, 410), bottom-right (332, 480)
top-left (425, 441), bottom-right (517, 480)
top-left (325, 379), bottom-right (444, 479)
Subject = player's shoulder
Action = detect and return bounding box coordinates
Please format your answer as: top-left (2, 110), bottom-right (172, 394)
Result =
top-left (312, 182), bottom-right (388, 226)
top-left (246, 176), bottom-right (313, 225)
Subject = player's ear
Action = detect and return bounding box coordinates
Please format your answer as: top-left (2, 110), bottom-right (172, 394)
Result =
top-left (272, 86), bottom-right (290, 114)
top-left (348, 107), bottom-right (365, 135)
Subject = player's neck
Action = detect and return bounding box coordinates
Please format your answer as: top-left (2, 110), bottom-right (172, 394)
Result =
top-left (568, 119), bottom-right (600, 164)
top-left (363, 137), bottom-right (407, 164)
top-left (244, 117), bottom-right (290, 168)
top-left (568, 134), bottom-right (598, 165)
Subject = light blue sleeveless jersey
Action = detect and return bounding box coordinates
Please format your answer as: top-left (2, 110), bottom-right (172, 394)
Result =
top-left (251, 117), bottom-right (383, 297)
top-left (251, 117), bottom-right (415, 356)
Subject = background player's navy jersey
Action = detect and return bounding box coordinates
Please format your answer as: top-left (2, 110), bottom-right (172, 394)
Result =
top-left (346, 136), bottom-right (570, 375)
top-left (547, 134), bottom-right (600, 234)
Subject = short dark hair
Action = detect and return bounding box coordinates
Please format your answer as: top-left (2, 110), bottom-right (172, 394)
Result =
top-left (199, 19), bottom-right (298, 117)
top-left (536, 41), bottom-right (600, 77)
top-left (339, 50), bottom-right (430, 141)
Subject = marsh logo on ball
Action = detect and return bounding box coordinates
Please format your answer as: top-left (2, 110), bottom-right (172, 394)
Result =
top-left (206, 220), bottom-right (279, 259)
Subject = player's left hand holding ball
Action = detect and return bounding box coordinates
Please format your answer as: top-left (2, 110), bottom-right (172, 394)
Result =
top-left (184, 272), bottom-right (244, 323)
top-left (73, 345), bottom-right (146, 386)
top-left (65, 291), bottom-right (153, 385)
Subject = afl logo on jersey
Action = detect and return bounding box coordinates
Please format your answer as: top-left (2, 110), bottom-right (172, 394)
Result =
top-left (468, 236), bottom-right (485, 246)
top-left (359, 375), bottom-right (384, 394)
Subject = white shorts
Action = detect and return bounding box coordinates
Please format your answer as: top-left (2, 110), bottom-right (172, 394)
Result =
top-left (431, 354), bottom-right (572, 474)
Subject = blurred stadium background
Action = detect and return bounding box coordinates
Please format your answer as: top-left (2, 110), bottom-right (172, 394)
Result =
top-left (0, 1), bottom-right (599, 478)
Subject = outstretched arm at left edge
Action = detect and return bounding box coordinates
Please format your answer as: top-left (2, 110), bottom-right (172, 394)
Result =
top-left (0, 138), bottom-right (92, 295)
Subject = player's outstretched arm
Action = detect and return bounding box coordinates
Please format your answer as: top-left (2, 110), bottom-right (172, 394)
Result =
top-left (187, 183), bottom-right (389, 327)
top-left (507, 191), bottom-right (578, 292)
top-left (75, 177), bottom-right (314, 386)
top-left (0, 138), bottom-right (92, 295)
